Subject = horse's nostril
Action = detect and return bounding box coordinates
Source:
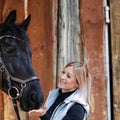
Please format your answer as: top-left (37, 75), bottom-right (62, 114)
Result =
top-left (30, 92), bottom-right (37, 102)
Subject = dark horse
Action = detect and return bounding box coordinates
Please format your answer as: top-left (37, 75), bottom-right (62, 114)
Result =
top-left (0, 10), bottom-right (44, 119)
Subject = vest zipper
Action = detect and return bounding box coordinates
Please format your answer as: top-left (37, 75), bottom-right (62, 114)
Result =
top-left (50, 102), bottom-right (64, 120)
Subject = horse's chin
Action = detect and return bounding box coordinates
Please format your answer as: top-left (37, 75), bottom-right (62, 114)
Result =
top-left (20, 106), bottom-right (33, 112)
top-left (20, 103), bottom-right (38, 112)
top-left (19, 96), bottom-right (43, 113)
top-left (20, 103), bottom-right (39, 112)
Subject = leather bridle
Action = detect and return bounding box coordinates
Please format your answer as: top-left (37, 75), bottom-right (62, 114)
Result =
top-left (0, 35), bottom-right (39, 120)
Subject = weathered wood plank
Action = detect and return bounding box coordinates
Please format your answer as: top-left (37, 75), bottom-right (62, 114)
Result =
top-left (110, 0), bottom-right (120, 119)
top-left (28, 0), bottom-right (56, 119)
top-left (28, 0), bottom-right (55, 98)
top-left (0, 92), bottom-right (4, 120)
top-left (80, 0), bottom-right (107, 119)
top-left (57, 0), bottom-right (81, 73)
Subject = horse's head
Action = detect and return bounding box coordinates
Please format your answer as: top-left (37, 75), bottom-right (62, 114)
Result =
top-left (0, 10), bottom-right (44, 112)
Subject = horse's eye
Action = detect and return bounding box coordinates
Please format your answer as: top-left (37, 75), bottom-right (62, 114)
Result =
top-left (6, 47), bottom-right (14, 54)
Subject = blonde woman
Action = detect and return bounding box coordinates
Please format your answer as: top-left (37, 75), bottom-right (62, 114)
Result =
top-left (29, 62), bottom-right (91, 120)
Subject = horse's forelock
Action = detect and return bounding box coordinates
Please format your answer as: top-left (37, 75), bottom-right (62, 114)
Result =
top-left (0, 23), bottom-right (29, 44)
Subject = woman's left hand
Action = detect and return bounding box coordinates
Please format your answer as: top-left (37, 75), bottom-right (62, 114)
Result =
top-left (29, 105), bottom-right (47, 119)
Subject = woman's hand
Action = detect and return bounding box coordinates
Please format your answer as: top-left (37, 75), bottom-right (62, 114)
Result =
top-left (29, 105), bottom-right (47, 119)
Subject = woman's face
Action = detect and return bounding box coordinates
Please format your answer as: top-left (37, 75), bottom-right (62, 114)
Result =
top-left (58, 66), bottom-right (79, 93)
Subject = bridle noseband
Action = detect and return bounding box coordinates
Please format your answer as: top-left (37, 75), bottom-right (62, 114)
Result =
top-left (0, 35), bottom-right (39, 120)
top-left (0, 61), bottom-right (38, 99)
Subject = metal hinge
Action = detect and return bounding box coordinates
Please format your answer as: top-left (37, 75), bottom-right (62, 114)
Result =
top-left (104, 6), bottom-right (110, 23)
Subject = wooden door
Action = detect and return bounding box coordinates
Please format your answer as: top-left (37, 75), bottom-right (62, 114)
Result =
top-left (0, 0), bottom-right (109, 120)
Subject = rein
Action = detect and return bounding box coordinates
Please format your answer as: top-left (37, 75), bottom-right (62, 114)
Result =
top-left (0, 35), bottom-right (38, 120)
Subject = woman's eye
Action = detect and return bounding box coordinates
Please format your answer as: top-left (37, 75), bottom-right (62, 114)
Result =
top-left (67, 75), bottom-right (71, 78)
top-left (62, 70), bottom-right (65, 74)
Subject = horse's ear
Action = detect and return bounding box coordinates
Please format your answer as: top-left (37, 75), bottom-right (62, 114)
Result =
top-left (4, 10), bottom-right (16, 25)
top-left (19, 15), bottom-right (31, 31)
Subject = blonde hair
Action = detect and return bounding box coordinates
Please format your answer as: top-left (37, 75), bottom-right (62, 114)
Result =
top-left (64, 62), bottom-right (91, 104)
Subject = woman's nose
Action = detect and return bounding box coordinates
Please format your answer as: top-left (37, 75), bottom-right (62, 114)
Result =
top-left (61, 74), bottom-right (66, 79)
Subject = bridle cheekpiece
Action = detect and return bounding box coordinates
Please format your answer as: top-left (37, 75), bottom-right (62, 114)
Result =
top-left (0, 35), bottom-right (39, 120)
